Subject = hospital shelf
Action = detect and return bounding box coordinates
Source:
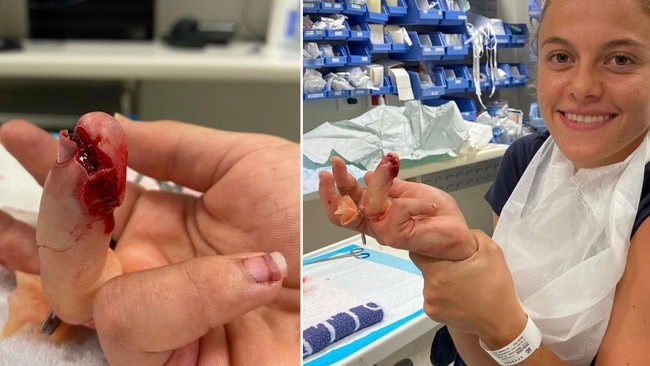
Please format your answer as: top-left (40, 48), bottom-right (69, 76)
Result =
top-left (302, 1), bottom-right (530, 101)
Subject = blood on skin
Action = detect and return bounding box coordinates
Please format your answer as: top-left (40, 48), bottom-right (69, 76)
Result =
top-left (385, 152), bottom-right (400, 178)
top-left (67, 125), bottom-right (123, 233)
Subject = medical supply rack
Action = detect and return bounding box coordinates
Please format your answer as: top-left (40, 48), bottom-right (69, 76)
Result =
top-left (302, 0), bottom-right (530, 120)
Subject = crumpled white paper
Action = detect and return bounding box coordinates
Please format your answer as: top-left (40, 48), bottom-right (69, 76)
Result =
top-left (303, 100), bottom-right (492, 170)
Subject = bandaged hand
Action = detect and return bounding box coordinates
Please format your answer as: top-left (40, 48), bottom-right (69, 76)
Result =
top-left (319, 155), bottom-right (477, 260)
top-left (0, 115), bottom-right (300, 366)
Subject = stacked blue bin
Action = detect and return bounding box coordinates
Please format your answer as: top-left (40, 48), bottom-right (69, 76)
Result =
top-left (302, 0), bottom-right (530, 100)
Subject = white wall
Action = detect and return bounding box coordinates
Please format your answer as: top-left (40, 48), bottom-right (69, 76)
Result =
top-left (138, 80), bottom-right (300, 141)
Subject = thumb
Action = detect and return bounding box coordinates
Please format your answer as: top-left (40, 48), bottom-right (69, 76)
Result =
top-left (93, 252), bottom-right (287, 366)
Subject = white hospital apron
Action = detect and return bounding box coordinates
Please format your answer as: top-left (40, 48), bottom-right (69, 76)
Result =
top-left (492, 133), bottom-right (650, 365)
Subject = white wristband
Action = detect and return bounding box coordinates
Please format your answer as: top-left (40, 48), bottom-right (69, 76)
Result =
top-left (479, 316), bottom-right (543, 366)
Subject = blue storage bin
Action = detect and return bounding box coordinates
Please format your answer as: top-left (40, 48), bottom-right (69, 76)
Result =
top-left (303, 55), bottom-right (324, 68)
top-left (390, 38), bottom-right (410, 53)
top-left (371, 75), bottom-right (394, 95)
top-left (408, 69), bottom-right (446, 99)
top-left (441, 32), bottom-right (469, 60)
top-left (364, 5), bottom-right (390, 23)
top-left (384, 0), bottom-right (407, 17)
top-left (303, 15), bottom-right (325, 40)
top-left (493, 64), bottom-right (512, 88)
top-left (505, 23), bottom-right (529, 48)
top-left (303, 90), bottom-right (328, 100)
top-left (391, 31), bottom-right (445, 61)
top-left (467, 65), bottom-right (492, 91)
top-left (439, 0), bottom-right (468, 25)
top-left (370, 34), bottom-right (392, 53)
top-left (350, 87), bottom-right (373, 97)
top-left (450, 97), bottom-right (478, 120)
top-left (347, 21), bottom-right (371, 41)
top-left (322, 44), bottom-right (349, 66)
top-left (302, 0), bottom-right (320, 13)
top-left (436, 65), bottom-right (470, 93)
top-left (324, 21), bottom-right (350, 40)
top-left (490, 19), bottom-right (510, 47)
top-left (528, 102), bottom-right (546, 131)
top-left (303, 28), bottom-right (325, 40)
top-left (327, 89), bottom-right (351, 98)
top-left (347, 44), bottom-right (372, 65)
top-left (479, 65), bottom-right (496, 91)
top-left (508, 63), bottom-right (529, 86)
top-left (343, 1), bottom-right (367, 15)
top-left (393, 0), bottom-right (443, 25)
top-left (423, 96), bottom-right (478, 121)
top-left (320, 0), bottom-right (345, 13)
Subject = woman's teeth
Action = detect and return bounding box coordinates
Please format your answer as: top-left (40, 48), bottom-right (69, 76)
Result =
top-left (564, 113), bottom-right (613, 123)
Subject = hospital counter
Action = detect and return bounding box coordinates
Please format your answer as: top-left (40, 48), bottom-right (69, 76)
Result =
top-left (0, 39), bottom-right (298, 82)
top-left (303, 143), bottom-right (508, 253)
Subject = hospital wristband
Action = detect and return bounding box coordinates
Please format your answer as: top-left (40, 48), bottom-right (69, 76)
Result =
top-left (479, 316), bottom-right (543, 365)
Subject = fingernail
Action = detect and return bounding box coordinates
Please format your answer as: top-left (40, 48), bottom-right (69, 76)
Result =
top-left (243, 252), bottom-right (288, 283)
top-left (113, 112), bottom-right (131, 123)
top-left (56, 133), bottom-right (77, 165)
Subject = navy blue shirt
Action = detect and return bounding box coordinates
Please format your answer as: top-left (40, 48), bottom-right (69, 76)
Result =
top-left (431, 130), bottom-right (650, 366)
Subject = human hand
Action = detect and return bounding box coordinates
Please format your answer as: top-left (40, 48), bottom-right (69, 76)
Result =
top-left (409, 230), bottom-right (526, 349)
top-left (319, 155), bottom-right (477, 260)
top-left (0, 113), bottom-right (300, 365)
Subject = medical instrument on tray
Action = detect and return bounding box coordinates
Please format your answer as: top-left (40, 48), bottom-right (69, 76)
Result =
top-left (305, 247), bottom-right (370, 265)
top-left (361, 233), bottom-right (367, 245)
top-left (40, 309), bottom-right (62, 336)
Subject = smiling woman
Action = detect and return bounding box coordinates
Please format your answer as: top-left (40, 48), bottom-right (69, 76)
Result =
top-left (536, 0), bottom-right (650, 170)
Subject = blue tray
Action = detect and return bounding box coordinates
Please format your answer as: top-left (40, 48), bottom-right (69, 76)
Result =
top-left (320, 0), bottom-right (345, 13)
top-left (384, 0), bottom-right (407, 17)
top-left (371, 75), bottom-right (395, 95)
top-left (343, 1), bottom-right (368, 15)
top-left (392, 0), bottom-right (444, 25)
top-left (303, 56), bottom-right (325, 69)
top-left (302, 1), bottom-right (320, 13)
top-left (327, 89), bottom-right (351, 98)
top-left (439, 0), bottom-right (468, 25)
top-left (347, 44), bottom-right (372, 65)
top-left (347, 21), bottom-right (371, 41)
top-left (505, 23), bottom-right (529, 48)
top-left (322, 44), bottom-right (349, 66)
top-left (508, 63), bottom-right (529, 86)
top-left (369, 34), bottom-right (392, 53)
top-left (391, 31), bottom-right (444, 61)
top-left (408, 69), bottom-right (446, 99)
top-left (303, 91), bottom-right (328, 100)
top-left (435, 65), bottom-right (470, 93)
